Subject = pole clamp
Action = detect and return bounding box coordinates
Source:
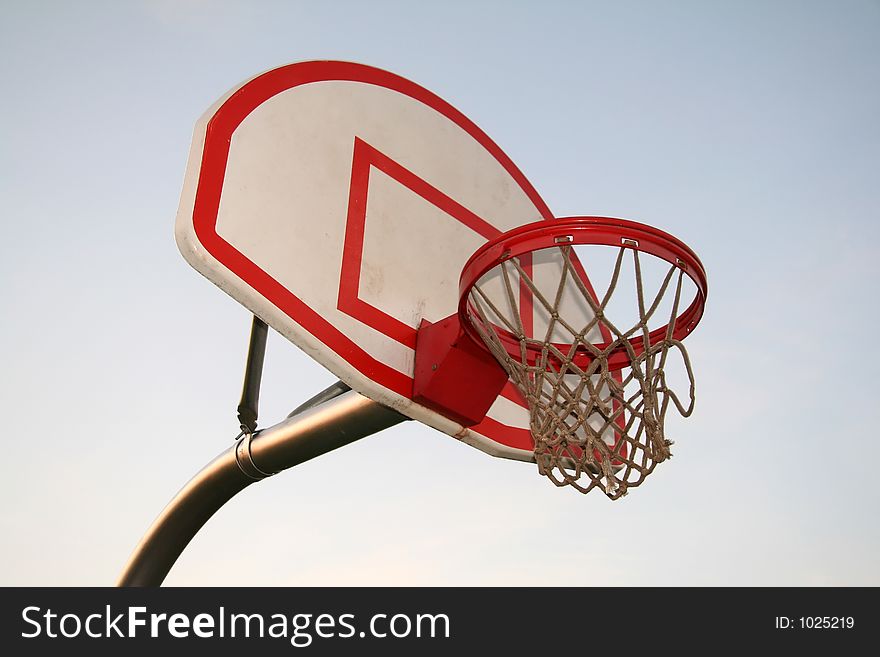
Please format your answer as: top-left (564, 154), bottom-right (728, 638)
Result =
top-left (234, 431), bottom-right (276, 481)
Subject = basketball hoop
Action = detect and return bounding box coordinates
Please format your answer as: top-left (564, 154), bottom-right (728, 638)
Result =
top-left (415, 216), bottom-right (707, 499)
top-left (140, 62), bottom-right (715, 587)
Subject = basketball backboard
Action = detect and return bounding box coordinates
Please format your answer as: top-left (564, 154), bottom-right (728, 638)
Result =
top-left (176, 60), bottom-right (597, 462)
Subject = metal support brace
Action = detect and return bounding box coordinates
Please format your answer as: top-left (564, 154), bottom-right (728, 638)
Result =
top-left (237, 316), bottom-right (268, 434)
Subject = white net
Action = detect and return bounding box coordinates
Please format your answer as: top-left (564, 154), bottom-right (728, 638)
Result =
top-left (465, 244), bottom-right (696, 499)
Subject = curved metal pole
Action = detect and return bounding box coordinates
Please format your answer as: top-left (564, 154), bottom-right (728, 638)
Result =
top-left (117, 388), bottom-right (407, 586)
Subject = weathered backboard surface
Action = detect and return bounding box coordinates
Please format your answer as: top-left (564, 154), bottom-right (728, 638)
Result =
top-left (176, 60), bottom-right (584, 462)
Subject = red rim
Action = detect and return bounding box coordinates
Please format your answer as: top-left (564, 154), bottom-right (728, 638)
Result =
top-left (458, 216), bottom-right (708, 370)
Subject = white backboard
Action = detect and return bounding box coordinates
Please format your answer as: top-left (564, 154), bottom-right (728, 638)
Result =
top-left (176, 61), bottom-right (570, 461)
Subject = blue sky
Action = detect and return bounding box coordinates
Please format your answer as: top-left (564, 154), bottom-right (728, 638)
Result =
top-left (1, 0), bottom-right (878, 585)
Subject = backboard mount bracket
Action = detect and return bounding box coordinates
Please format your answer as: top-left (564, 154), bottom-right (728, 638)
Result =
top-left (412, 316), bottom-right (509, 426)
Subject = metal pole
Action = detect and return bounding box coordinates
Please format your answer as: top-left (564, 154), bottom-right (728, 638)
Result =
top-left (117, 387), bottom-right (407, 586)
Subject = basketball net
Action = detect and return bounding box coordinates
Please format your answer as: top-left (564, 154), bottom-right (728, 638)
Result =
top-left (466, 244), bottom-right (696, 499)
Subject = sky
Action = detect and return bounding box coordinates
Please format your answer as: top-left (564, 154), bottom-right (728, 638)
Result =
top-left (1, 0), bottom-right (878, 586)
